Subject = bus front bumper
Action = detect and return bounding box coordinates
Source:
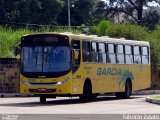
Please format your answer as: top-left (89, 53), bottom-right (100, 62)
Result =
top-left (20, 78), bottom-right (72, 95)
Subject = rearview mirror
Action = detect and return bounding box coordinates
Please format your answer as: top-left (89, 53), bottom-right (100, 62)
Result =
top-left (14, 42), bottom-right (21, 56)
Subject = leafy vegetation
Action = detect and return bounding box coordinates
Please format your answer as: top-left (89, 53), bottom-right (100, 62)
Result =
top-left (94, 0), bottom-right (160, 29)
top-left (0, 0), bottom-right (95, 26)
top-left (146, 27), bottom-right (160, 72)
top-left (0, 27), bottom-right (32, 57)
top-left (0, 26), bottom-right (80, 58)
top-left (90, 20), bottom-right (110, 36)
top-left (1, 0), bottom-right (159, 28)
top-left (107, 23), bottom-right (148, 41)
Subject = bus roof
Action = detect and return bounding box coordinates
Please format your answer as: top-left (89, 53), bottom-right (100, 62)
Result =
top-left (23, 32), bottom-right (150, 46)
top-left (59, 32), bottom-right (150, 46)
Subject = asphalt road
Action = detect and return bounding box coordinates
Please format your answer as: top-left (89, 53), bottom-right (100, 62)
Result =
top-left (0, 94), bottom-right (159, 114)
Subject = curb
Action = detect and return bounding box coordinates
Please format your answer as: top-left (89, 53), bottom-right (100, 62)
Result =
top-left (0, 93), bottom-right (19, 97)
top-left (146, 96), bottom-right (160, 105)
top-left (0, 93), bottom-right (34, 98)
top-left (132, 90), bottom-right (160, 95)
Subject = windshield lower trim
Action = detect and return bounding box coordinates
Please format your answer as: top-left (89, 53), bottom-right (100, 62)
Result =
top-left (21, 70), bottom-right (71, 78)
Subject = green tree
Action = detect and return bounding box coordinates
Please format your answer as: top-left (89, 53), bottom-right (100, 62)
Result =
top-left (90, 20), bottom-right (110, 36)
top-left (142, 10), bottom-right (160, 30)
top-left (17, 0), bottom-right (63, 25)
top-left (93, 1), bottom-right (107, 24)
top-left (97, 0), bottom-right (160, 25)
top-left (0, 0), bottom-right (20, 22)
top-left (0, 0), bottom-right (63, 25)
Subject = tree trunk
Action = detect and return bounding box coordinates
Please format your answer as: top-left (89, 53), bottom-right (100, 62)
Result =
top-left (137, 0), bottom-right (143, 24)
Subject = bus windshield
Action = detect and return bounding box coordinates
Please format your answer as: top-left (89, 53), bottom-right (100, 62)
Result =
top-left (22, 46), bottom-right (70, 73)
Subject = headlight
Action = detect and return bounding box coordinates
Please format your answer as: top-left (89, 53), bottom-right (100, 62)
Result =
top-left (57, 77), bottom-right (71, 85)
top-left (20, 79), bottom-right (30, 86)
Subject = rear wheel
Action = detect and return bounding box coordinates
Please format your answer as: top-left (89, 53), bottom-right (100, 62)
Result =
top-left (115, 92), bottom-right (123, 99)
top-left (125, 80), bottom-right (132, 98)
top-left (116, 80), bottom-right (132, 99)
top-left (80, 82), bottom-right (92, 102)
top-left (40, 96), bottom-right (46, 103)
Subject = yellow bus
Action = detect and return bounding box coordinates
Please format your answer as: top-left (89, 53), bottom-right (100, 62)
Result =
top-left (19, 33), bottom-right (151, 103)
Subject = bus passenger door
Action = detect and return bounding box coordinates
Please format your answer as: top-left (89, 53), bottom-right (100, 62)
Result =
top-left (71, 39), bottom-right (82, 94)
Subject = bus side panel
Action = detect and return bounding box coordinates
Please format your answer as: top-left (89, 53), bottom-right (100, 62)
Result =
top-left (117, 65), bottom-right (151, 92)
top-left (71, 67), bottom-right (84, 95)
top-left (81, 64), bottom-right (97, 93)
top-left (80, 64), bottom-right (151, 94)
top-left (132, 65), bottom-right (151, 91)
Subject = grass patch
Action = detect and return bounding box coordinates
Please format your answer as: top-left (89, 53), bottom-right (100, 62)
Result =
top-left (0, 26), bottom-right (33, 57)
top-left (150, 96), bottom-right (160, 100)
top-left (0, 26), bottom-right (80, 58)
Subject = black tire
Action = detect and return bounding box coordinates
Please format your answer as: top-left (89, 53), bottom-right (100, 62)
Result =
top-left (115, 80), bottom-right (132, 99)
top-left (124, 80), bottom-right (132, 99)
top-left (115, 92), bottom-right (123, 99)
top-left (91, 94), bottom-right (98, 100)
top-left (80, 82), bottom-right (92, 102)
top-left (40, 96), bottom-right (46, 103)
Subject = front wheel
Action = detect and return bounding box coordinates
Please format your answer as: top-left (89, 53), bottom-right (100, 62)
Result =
top-left (80, 82), bottom-right (92, 102)
top-left (40, 96), bottom-right (46, 103)
top-left (91, 94), bottom-right (98, 100)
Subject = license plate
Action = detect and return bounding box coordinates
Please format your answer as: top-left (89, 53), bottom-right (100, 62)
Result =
top-left (38, 88), bottom-right (47, 92)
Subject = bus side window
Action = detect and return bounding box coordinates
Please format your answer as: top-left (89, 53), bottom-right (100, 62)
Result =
top-left (125, 45), bottom-right (133, 64)
top-left (107, 44), bottom-right (116, 64)
top-left (82, 41), bottom-right (91, 62)
top-left (116, 44), bottom-right (125, 64)
top-left (142, 46), bottom-right (149, 64)
top-left (91, 42), bottom-right (98, 62)
top-left (133, 46), bottom-right (141, 64)
top-left (98, 42), bottom-right (106, 63)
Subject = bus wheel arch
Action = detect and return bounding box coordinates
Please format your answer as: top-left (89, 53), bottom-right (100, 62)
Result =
top-left (80, 78), bottom-right (92, 102)
top-left (116, 78), bottom-right (132, 99)
top-left (84, 78), bottom-right (92, 92)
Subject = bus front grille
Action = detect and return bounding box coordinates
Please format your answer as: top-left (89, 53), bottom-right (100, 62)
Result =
top-left (29, 82), bottom-right (57, 85)
top-left (29, 89), bottom-right (56, 93)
